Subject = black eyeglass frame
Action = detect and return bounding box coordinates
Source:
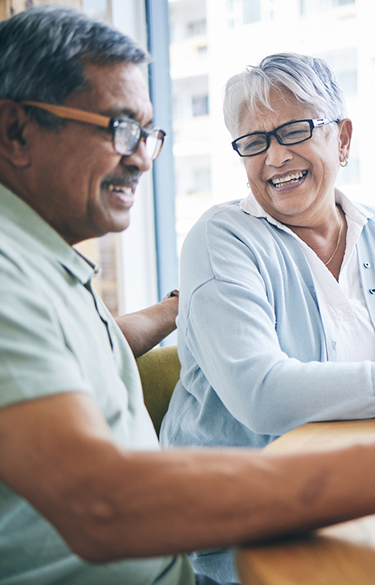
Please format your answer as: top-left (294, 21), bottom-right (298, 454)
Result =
top-left (19, 100), bottom-right (166, 160)
top-left (231, 118), bottom-right (339, 157)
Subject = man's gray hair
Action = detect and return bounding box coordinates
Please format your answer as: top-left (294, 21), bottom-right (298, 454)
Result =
top-left (0, 5), bottom-right (149, 128)
top-left (223, 52), bottom-right (347, 138)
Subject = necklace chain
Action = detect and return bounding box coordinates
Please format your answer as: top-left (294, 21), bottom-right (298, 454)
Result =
top-left (324, 206), bottom-right (343, 266)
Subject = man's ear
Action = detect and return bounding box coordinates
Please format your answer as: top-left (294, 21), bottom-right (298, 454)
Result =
top-left (0, 100), bottom-right (34, 167)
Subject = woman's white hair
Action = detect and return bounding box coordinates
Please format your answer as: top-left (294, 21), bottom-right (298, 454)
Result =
top-left (223, 52), bottom-right (347, 138)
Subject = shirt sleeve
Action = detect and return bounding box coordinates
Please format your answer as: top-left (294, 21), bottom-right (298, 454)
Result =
top-left (0, 254), bottom-right (92, 407)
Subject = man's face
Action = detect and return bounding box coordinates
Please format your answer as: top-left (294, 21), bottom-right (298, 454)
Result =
top-left (24, 61), bottom-right (153, 244)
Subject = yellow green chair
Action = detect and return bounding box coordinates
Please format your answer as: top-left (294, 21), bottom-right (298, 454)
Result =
top-left (136, 345), bottom-right (181, 436)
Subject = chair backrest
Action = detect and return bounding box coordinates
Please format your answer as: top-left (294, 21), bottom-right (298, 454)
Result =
top-left (136, 345), bottom-right (181, 436)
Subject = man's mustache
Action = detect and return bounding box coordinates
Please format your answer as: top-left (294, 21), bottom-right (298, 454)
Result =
top-left (101, 172), bottom-right (141, 189)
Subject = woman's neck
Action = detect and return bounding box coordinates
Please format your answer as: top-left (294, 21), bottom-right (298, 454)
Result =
top-left (287, 204), bottom-right (347, 281)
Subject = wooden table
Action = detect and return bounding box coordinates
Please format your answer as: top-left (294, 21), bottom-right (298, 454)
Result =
top-left (236, 420), bottom-right (375, 585)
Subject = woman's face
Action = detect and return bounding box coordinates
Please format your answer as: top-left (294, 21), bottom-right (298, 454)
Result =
top-left (238, 89), bottom-right (352, 228)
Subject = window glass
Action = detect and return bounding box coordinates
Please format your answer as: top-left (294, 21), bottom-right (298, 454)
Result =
top-left (243, 0), bottom-right (262, 23)
top-left (187, 19), bottom-right (207, 37)
top-left (318, 47), bottom-right (357, 96)
top-left (192, 95), bottom-right (209, 116)
top-left (168, 0), bottom-right (374, 262)
top-left (82, 0), bottom-right (110, 22)
top-left (300, 0), bottom-right (355, 16)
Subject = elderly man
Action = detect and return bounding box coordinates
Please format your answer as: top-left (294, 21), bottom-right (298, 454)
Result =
top-left (1, 6), bottom-right (375, 585)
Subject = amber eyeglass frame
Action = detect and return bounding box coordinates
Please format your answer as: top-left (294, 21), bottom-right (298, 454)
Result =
top-left (20, 100), bottom-right (166, 160)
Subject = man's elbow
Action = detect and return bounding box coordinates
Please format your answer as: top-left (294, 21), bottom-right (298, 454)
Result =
top-left (70, 536), bottom-right (122, 563)
top-left (42, 483), bottom-right (142, 562)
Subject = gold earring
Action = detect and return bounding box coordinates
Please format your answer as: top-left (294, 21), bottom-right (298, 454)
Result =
top-left (340, 157), bottom-right (348, 168)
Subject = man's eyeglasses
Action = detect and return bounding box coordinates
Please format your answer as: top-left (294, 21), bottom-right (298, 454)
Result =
top-left (231, 118), bottom-right (339, 157)
top-left (20, 101), bottom-right (166, 161)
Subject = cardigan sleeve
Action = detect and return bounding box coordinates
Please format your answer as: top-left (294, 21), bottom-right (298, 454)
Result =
top-left (175, 204), bottom-right (375, 437)
top-left (185, 277), bottom-right (375, 435)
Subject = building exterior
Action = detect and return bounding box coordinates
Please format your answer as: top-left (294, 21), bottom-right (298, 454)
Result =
top-left (169, 0), bottom-right (375, 252)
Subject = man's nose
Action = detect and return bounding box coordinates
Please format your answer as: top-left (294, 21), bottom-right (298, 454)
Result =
top-left (123, 139), bottom-right (153, 172)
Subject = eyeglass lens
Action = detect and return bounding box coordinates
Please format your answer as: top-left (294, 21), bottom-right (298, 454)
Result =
top-left (114, 120), bottom-right (164, 160)
top-left (234, 120), bottom-right (312, 156)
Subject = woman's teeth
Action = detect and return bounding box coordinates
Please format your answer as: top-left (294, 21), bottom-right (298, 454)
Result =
top-left (271, 170), bottom-right (307, 187)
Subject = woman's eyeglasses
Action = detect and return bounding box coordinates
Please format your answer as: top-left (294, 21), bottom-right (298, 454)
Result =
top-left (232, 118), bottom-right (339, 157)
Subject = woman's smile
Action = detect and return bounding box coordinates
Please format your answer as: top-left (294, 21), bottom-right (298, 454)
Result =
top-left (268, 169), bottom-right (308, 191)
top-left (239, 89), bottom-right (346, 226)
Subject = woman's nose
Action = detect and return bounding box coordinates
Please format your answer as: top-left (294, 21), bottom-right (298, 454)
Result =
top-left (265, 136), bottom-right (293, 167)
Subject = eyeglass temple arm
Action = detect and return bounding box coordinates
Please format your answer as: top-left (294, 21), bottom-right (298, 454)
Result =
top-left (20, 101), bottom-right (111, 128)
top-left (313, 118), bottom-right (339, 127)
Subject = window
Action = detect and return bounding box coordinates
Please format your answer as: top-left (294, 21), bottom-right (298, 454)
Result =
top-left (168, 0), bottom-right (374, 265)
top-left (300, 0), bottom-right (355, 16)
top-left (194, 168), bottom-right (211, 193)
top-left (227, 0), bottom-right (262, 28)
top-left (82, 0), bottom-right (111, 22)
top-left (318, 47), bottom-right (357, 96)
top-left (187, 19), bottom-right (207, 37)
top-left (243, 0), bottom-right (262, 24)
top-left (337, 69), bottom-right (357, 96)
top-left (192, 94), bottom-right (209, 117)
top-left (197, 45), bottom-right (208, 56)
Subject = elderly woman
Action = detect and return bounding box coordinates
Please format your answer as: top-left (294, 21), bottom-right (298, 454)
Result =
top-left (160, 53), bottom-right (375, 581)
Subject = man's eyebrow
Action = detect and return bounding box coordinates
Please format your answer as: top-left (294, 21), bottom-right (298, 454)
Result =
top-left (109, 108), bottom-right (154, 128)
top-left (117, 108), bottom-right (137, 119)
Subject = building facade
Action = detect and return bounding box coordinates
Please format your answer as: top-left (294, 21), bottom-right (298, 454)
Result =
top-left (169, 0), bottom-right (375, 251)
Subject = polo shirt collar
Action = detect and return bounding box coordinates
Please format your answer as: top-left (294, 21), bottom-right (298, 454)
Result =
top-left (0, 184), bottom-right (100, 285)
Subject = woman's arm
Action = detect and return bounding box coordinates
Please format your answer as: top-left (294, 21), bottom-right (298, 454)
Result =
top-left (177, 211), bottom-right (375, 437)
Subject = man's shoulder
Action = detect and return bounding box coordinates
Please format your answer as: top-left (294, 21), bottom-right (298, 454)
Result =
top-left (0, 233), bottom-right (30, 281)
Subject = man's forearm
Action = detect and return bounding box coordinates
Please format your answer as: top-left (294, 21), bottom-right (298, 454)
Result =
top-left (115, 296), bottom-right (178, 357)
top-left (31, 439), bottom-right (375, 562)
top-left (2, 392), bottom-right (375, 565)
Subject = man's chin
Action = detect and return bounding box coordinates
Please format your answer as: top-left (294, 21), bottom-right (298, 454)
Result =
top-left (105, 210), bottom-right (132, 234)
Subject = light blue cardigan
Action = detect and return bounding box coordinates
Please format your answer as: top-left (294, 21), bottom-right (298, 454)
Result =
top-left (161, 199), bottom-right (375, 450)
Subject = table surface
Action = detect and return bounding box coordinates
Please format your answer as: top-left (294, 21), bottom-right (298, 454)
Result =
top-left (236, 419), bottom-right (375, 585)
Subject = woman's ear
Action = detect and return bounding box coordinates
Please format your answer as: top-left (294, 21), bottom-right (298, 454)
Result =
top-left (338, 118), bottom-right (353, 164)
top-left (0, 100), bottom-right (33, 167)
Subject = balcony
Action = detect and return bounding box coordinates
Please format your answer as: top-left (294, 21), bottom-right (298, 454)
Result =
top-left (170, 35), bottom-right (209, 79)
top-left (173, 115), bottom-right (211, 156)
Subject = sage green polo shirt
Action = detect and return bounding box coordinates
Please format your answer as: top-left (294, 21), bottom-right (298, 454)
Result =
top-left (0, 185), bottom-right (194, 585)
